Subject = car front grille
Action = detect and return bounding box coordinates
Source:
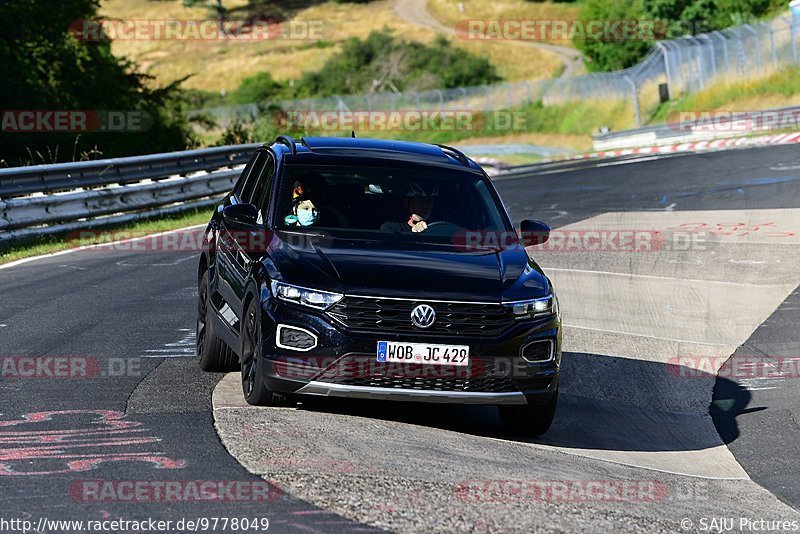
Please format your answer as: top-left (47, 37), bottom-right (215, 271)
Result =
top-left (326, 296), bottom-right (512, 337)
top-left (313, 354), bottom-right (519, 393)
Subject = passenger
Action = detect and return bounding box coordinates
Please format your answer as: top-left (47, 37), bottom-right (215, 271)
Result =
top-left (284, 183), bottom-right (319, 227)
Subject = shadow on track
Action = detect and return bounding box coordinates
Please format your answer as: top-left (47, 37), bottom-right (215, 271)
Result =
top-left (292, 352), bottom-right (752, 453)
top-left (711, 358), bottom-right (766, 445)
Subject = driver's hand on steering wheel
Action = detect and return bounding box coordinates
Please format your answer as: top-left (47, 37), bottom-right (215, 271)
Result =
top-left (408, 214), bottom-right (428, 233)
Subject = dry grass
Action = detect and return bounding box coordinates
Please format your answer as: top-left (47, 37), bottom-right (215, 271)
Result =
top-left (427, 0), bottom-right (581, 48)
top-left (719, 93), bottom-right (800, 110)
top-left (100, 0), bottom-right (565, 92)
top-left (649, 68), bottom-right (800, 123)
top-left (453, 38), bottom-right (562, 81)
top-left (674, 83), bottom-right (800, 113)
top-left (455, 132), bottom-right (593, 152)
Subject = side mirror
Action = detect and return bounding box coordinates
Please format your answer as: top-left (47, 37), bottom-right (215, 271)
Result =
top-left (222, 203), bottom-right (260, 229)
top-left (519, 219), bottom-right (550, 246)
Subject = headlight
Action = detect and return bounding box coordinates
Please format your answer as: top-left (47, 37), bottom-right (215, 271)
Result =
top-left (270, 281), bottom-right (343, 310)
top-left (505, 295), bottom-right (556, 320)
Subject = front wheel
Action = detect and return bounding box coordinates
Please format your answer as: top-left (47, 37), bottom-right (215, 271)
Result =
top-left (240, 299), bottom-right (292, 407)
top-left (499, 391), bottom-right (558, 437)
top-left (197, 270), bottom-right (237, 372)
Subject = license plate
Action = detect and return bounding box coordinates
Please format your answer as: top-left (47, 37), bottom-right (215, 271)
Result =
top-left (377, 341), bottom-right (469, 366)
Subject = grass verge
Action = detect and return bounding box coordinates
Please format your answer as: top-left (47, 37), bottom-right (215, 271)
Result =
top-left (0, 208), bottom-right (212, 266)
top-left (288, 98), bottom-right (632, 148)
top-left (648, 68), bottom-right (800, 123)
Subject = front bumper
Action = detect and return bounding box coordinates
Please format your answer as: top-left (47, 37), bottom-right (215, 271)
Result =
top-left (258, 300), bottom-right (561, 406)
top-left (295, 381), bottom-right (529, 404)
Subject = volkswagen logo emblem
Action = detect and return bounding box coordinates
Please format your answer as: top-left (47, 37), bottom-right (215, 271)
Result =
top-left (410, 304), bottom-right (436, 329)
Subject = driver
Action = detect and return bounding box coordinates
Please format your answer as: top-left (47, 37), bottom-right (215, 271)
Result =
top-left (381, 181), bottom-right (438, 233)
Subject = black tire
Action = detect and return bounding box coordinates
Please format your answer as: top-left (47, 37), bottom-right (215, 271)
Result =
top-left (197, 270), bottom-right (237, 372)
top-left (240, 299), bottom-right (292, 407)
top-left (499, 391), bottom-right (558, 437)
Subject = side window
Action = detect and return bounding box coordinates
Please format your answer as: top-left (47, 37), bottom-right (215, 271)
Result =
top-left (240, 152), bottom-right (268, 204)
top-left (251, 156), bottom-right (276, 225)
top-left (234, 152), bottom-right (268, 203)
top-left (232, 155), bottom-right (257, 199)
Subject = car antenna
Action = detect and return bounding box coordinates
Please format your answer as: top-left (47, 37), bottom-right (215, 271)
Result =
top-left (351, 130), bottom-right (356, 138)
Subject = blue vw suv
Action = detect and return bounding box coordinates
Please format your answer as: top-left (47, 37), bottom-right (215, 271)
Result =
top-left (197, 136), bottom-right (561, 436)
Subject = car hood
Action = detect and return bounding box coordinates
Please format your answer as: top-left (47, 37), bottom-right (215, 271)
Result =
top-left (268, 232), bottom-right (550, 301)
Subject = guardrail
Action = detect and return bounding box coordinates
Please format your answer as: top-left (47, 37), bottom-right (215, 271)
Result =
top-left (0, 143), bottom-right (260, 243)
top-left (593, 105), bottom-right (800, 151)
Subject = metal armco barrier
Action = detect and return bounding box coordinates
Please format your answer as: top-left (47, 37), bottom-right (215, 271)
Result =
top-left (0, 143), bottom-right (260, 243)
top-left (592, 104), bottom-right (800, 151)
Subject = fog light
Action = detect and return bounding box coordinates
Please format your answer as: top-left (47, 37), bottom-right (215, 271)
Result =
top-left (521, 340), bottom-right (554, 363)
top-left (276, 325), bottom-right (317, 351)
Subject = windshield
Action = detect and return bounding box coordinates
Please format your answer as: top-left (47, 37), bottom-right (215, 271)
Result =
top-left (277, 164), bottom-right (513, 244)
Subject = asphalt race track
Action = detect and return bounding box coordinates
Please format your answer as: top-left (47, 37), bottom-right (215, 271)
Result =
top-left (2, 144), bottom-right (800, 532)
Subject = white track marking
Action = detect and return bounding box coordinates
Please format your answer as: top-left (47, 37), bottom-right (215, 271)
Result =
top-left (58, 264), bottom-right (87, 271)
top-left (0, 224), bottom-right (206, 271)
top-left (139, 330), bottom-right (196, 359)
top-left (563, 324), bottom-right (728, 346)
top-left (594, 155), bottom-right (666, 167)
top-left (116, 255), bottom-right (197, 267)
top-left (544, 266), bottom-right (770, 287)
top-left (139, 355), bottom-right (194, 359)
top-left (730, 259), bottom-right (770, 265)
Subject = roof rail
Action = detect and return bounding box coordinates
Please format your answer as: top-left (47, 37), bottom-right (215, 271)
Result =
top-left (275, 135), bottom-right (297, 155)
top-left (436, 144), bottom-right (471, 167)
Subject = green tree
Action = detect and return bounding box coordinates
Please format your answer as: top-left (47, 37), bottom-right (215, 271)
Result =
top-left (644, 0), bottom-right (780, 37)
top-left (234, 72), bottom-right (282, 104)
top-left (290, 30), bottom-right (500, 97)
top-left (0, 0), bottom-right (193, 166)
top-left (573, 0), bottom-right (653, 72)
top-left (575, 0), bottom-right (785, 71)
